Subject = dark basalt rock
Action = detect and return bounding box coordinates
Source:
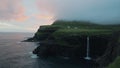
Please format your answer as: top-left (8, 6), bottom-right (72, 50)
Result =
top-left (22, 37), bottom-right (34, 42)
top-left (96, 31), bottom-right (120, 67)
top-left (33, 35), bottom-right (111, 60)
top-left (33, 41), bottom-right (81, 58)
top-left (32, 31), bottom-right (120, 68)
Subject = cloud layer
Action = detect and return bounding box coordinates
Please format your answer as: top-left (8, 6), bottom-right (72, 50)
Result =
top-left (37, 0), bottom-right (120, 24)
top-left (0, 0), bottom-right (120, 32)
top-left (0, 0), bottom-right (28, 21)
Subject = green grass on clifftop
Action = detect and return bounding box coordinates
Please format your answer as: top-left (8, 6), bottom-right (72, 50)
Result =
top-left (53, 29), bottom-right (113, 36)
top-left (52, 20), bottom-right (120, 30)
top-left (34, 20), bottom-right (120, 42)
top-left (38, 20), bottom-right (120, 36)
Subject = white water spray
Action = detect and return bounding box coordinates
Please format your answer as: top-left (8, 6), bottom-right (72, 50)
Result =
top-left (84, 36), bottom-right (91, 60)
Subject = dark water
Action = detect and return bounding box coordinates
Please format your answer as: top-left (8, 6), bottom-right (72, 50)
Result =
top-left (0, 32), bottom-right (97, 68)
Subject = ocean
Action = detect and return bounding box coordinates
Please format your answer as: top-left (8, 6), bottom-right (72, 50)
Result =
top-left (0, 32), bottom-right (96, 68)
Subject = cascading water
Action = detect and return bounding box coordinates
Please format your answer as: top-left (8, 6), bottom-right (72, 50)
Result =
top-left (84, 36), bottom-right (91, 60)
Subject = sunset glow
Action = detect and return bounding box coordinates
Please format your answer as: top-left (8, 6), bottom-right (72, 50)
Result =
top-left (0, 0), bottom-right (120, 32)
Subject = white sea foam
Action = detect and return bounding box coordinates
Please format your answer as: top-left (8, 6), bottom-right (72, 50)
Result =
top-left (31, 55), bottom-right (38, 59)
top-left (29, 52), bottom-right (38, 59)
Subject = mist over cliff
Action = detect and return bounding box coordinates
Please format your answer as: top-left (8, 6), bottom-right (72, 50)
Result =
top-left (38, 0), bottom-right (120, 24)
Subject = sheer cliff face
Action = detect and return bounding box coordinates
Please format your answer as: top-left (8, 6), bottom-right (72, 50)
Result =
top-left (96, 31), bottom-right (120, 67)
top-left (30, 21), bottom-right (120, 68)
top-left (33, 30), bottom-right (120, 66)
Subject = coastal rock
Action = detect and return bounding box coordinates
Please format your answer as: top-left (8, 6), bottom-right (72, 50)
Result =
top-left (33, 26), bottom-right (60, 41)
top-left (33, 41), bottom-right (81, 58)
top-left (96, 31), bottom-right (120, 67)
top-left (28, 20), bottom-right (120, 68)
top-left (33, 35), bottom-right (111, 60)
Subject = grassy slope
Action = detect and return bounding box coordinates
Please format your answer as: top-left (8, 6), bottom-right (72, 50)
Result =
top-left (108, 56), bottom-right (120, 68)
top-left (52, 20), bottom-right (120, 29)
top-left (53, 29), bottom-right (112, 36)
top-left (37, 20), bottom-right (120, 43)
top-left (36, 21), bottom-right (120, 47)
top-left (51, 20), bottom-right (120, 36)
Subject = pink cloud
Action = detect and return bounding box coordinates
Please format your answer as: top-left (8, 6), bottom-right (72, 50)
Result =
top-left (0, 0), bottom-right (28, 22)
top-left (34, 13), bottom-right (54, 20)
top-left (36, 0), bottom-right (55, 13)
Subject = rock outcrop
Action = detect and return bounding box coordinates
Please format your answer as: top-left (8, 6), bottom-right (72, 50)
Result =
top-left (33, 35), bottom-right (111, 59)
top-left (96, 31), bottom-right (120, 67)
top-left (33, 41), bottom-right (82, 59)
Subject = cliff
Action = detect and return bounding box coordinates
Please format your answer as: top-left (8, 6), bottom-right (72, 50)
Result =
top-left (96, 31), bottom-right (120, 68)
top-left (26, 20), bottom-right (120, 68)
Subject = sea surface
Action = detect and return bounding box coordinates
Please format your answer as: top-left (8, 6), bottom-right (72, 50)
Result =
top-left (0, 32), bottom-right (96, 68)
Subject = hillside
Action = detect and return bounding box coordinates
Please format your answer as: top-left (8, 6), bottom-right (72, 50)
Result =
top-left (26, 20), bottom-right (120, 68)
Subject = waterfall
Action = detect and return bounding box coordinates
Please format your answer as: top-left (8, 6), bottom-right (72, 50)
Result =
top-left (84, 36), bottom-right (91, 60)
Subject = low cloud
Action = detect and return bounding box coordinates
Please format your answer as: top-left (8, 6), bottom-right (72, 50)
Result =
top-left (0, 0), bottom-right (28, 22)
top-left (37, 0), bottom-right (120, 24)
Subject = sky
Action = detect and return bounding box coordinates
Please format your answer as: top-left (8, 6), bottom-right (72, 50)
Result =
top-left (0, 0), bottom-right (120, 32)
